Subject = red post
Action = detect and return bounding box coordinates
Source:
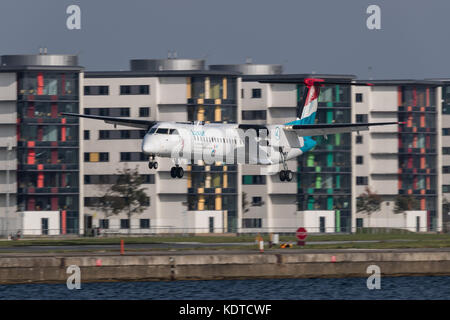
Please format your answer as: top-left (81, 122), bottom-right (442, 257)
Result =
top-left (61, 210), bottom-right (66, 235)
top-left (120, 239), bottom-right (124, 255)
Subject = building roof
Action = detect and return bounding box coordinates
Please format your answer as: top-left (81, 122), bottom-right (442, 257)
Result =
top-left (85, 70), bottom-right (241, 78)
top-left (242, 73), bottom-right (356, 83)
top-left (355, 79), bottom-right (442, 86)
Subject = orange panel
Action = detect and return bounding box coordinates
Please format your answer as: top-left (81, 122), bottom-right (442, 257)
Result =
top-left (420, 198), bottom-right (426, 210)
top-left (37, 172), bottom-right (44, 188)
top-left (420, 156), bottom-right (425, 169)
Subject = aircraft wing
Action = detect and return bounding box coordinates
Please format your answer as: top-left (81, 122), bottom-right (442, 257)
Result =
top-left (284, 122), bottom-right (401, 137)
top-left (61, 113), bottom-right (158, 129)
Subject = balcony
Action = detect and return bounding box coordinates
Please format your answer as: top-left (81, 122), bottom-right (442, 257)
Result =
top-left (298, 188), bottom-right (351, 195)
top-left (18, 163), bottom-right (79, 171)
top-left (299, 167), bottom-right (351, 173)
top-left (18, 187), bottom-right (79, 194)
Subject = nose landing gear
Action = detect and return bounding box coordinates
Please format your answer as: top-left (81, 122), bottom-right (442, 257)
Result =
top-left (170, 165), bottom-right (184, 178)
top-left (148, 155), bottom-right (158, 170)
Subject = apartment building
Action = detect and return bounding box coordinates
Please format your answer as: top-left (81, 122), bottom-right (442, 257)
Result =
top-left (0, 53), bottom-right (83, 235)
top-left (82, 59), bottom-right (240, 234)
top-left (0, 52), bottom-right (448, 236)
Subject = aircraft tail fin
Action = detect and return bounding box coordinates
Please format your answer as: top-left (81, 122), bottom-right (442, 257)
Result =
top-left (286, 78), bottom-right (324, 126)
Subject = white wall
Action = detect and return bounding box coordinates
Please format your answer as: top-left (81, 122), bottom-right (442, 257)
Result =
top-left (298, 210), bottom-right (335, 234)
top-left (20, 211), bottom-right (60, 236)
top-left (0, 73), bottom-right (16, 101)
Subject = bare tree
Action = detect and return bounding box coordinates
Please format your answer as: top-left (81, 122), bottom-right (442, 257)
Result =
top-left (356, 187), bottom-right (382, 228)
top-left (96, 166), bottom-right (149, 234)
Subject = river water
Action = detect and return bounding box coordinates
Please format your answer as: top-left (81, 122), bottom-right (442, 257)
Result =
top-left (1, 276), bottom-right (450, 300)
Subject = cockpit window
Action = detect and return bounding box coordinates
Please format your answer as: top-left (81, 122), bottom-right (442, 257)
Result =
top-left (169, 129), bottom-right (179, 135)
top-left (148, 127), bottom-right (157, 134)
top-left (156, 128), bottom-right (169, 134)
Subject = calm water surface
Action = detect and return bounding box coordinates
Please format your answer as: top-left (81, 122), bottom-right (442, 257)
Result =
top-left (1, 276), bottom-right (449, 300)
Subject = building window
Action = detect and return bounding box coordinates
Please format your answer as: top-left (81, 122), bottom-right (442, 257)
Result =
top-left (443, 185), bottom-right (450, 193)
top-left (139, 107), bottom-right (150, 117)
top-left (356, 114), bottom-right (368, 123)
top-left (99, 131), bottom-right (110, 139)
top-left (443, 128), bottom-right (450, 136)
top-left (356, 176), bottom-right (368, 185)
top-left (242, 175), bottom-right (266, 185)
top-left (120, 219), bottom-right (130, 229)
top-left (355, 93), bottom-right (363, 103)
top-left (120, 85), bottom-right (150, 95)
top-left (241, 89), bottom-right (244, 99)
top-left (140, 219), bottom-right (150, 229)
top-left (443, 147), bottom-right (450, 155)
top-left (242, 218), bottom-right (262, 228)
top-left (443, 166), bottom-right (450, 174)
top-left (143, 174), bottom-right (155, 184)
top-left (84, 86), bottom-right (109, 95)
top-left (356, 135), bottom-right (363, 144)
top-left (252, 196), bottom-right (263, 206)
top-left (120, 108), bottom-right (130, 117)
top-left (242, 110), bottom-right (267, 120)
top-left (120, 152), bottom-right (147, 162)
top-left (99, 219), bottom-right (109, 229)
top-left (251, 88), bottom-right (262, 99)
top-left (84, 152), bottom-right (109, 162)
top-left (98, 130), bottom-right (146, 140)
top-left (356, 156), bottom-right (364, 164)
top-left (84, 130), bottom-right (90, 140)
top-left (444, 105), bottom-right (450, 115)
top-left (84, 107), bottom-right (130, 117)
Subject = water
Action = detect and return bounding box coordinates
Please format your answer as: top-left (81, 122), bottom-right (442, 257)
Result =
top-left (1, 276), bottom-right (450, 300)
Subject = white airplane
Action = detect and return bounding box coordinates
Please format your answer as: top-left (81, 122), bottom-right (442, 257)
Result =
top-left (63, 78), bottom-right (401, 182)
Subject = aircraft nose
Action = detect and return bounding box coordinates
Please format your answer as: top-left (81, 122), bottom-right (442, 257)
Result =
top-left (142, 135), bottom-right (157, 154)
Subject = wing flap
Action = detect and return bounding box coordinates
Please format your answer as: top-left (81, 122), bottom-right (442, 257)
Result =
top-left (284, 122), bottom-right (400, 136)
top-left (61, 113), bottom-right (157, 129)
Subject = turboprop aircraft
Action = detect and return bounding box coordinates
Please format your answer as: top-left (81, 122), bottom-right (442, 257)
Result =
top-left (62, 78), bottom-right (401, 182)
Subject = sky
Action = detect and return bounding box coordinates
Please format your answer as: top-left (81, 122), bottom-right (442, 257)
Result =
top-left (0, 0), bottom-right (449, 79)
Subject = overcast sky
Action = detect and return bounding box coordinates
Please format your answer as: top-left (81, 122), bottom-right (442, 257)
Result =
top-left (1, 0), bottom-right (449, 79)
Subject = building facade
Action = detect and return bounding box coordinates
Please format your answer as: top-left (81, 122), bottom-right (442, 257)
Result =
top-left (0, 53), bottom-right (448, 236)
top-left (0, 54), bottom-right (83, 236)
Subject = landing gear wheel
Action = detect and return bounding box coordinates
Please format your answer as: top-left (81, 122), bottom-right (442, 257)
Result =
top-left (170, 167), bottom-right (177, 178)
top-left (176, 167), bottom-right (184, 178)
top-left (153, 162), bottom-right (158, 170)
top-left (286, 170), bottom-right (293, 182)
top-left (148, 162), bottom-right (158, 169)
top-left (148, 162), bottom-right (153, 169)
top-left (279, 170), bottom-right (286, 182)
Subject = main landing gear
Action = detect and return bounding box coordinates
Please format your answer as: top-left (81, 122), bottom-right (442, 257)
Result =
top-left (279, 148), bottom-right (293, 182)
top-left (170, 165), bottom-right (184, 179)
top-left (148, 155), bottom-right (158, 169)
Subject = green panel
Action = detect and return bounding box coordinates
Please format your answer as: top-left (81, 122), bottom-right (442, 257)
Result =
top-left (315, 175), bottom-right (322, 189)
top-left (307, 154), bottom-right (315, 167)
top-left (326, 111), bottom-right (333, 123)
top-left (335, 133), bottom-right (341, 146)
top-left (336, 174), bottom-right (341, 189)
top-left (307, 197), bottom-right (314, 210)
top-left (336, 85), bottom-right (340, 102)
top-left (243, 175), bottom-right (252, 185)
top-left (315, 166), bottom-right (321, 173)
top-left (327, 196), bottom-right (333, 210)
top-left (327, 153), bottom-right (333, 167)
top-left (335, 210), bottom-right (341, 232)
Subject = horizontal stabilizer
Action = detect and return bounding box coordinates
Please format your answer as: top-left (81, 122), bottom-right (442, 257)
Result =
top-left (284, 122), bottom-right (401, 136)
